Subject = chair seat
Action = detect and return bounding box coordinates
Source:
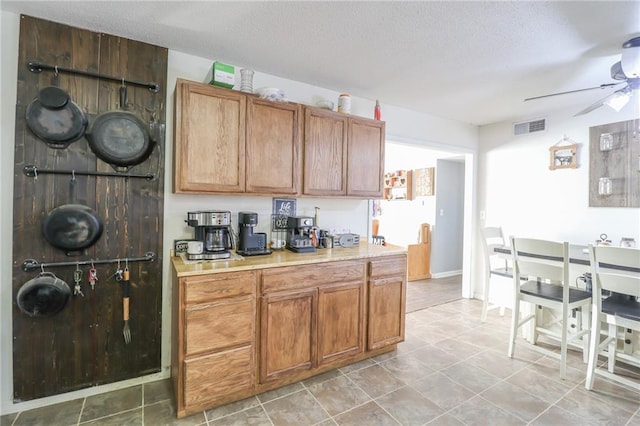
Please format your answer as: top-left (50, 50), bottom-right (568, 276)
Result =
top-left (490, 267), bottom-right (513, 278)
top-left (520, 281), bottom-right (591, 303)
top-left (602, 294), bottom-right (640, 322)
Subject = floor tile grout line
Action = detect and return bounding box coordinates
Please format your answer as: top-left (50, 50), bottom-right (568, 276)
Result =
top-left (75, 397), bottom-right (86, 426)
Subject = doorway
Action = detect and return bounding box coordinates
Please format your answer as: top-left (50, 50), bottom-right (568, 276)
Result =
top-left (372, 140), bottom-right (474, 305)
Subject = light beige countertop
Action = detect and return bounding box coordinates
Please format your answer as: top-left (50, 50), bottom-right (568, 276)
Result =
top-left (171, 243), bottom-right (407, 277)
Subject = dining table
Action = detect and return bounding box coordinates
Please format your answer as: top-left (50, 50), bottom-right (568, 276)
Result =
top-left (493, 243), bottom-right (640, 350)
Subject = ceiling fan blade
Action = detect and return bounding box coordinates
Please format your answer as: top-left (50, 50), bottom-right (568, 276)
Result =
top-left (524, 82), bottom-right (624, 101)
top-left (573, 86), bottom-right (628, 116)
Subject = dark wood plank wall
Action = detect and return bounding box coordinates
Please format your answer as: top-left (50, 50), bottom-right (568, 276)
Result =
top-left (12, 15), bottom-right (167, 401)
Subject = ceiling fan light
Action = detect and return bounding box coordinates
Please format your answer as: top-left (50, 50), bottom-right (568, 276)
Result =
top-left (621, 42), bottom-right (640, 78)
top-left (605, 91), bottom-right (630, 112)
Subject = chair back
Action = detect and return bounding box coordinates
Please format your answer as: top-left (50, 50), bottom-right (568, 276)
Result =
top-left (481, 226), bottom-right (508, 271)
top-left (510, 237), bottom-right (569, 286)
top-left (589, 245), bottom-right (640, 301)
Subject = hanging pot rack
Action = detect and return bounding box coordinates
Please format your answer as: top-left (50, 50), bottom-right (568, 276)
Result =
top-left (22, 252), bottom-right (156, 272)
top-left (23, 165), bottom-right (156, 181)
top-left (27, 61), bottom-right (160, 93)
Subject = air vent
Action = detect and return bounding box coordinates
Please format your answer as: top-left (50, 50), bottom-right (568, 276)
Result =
top-left (514, 118), bottom-right (546, 135)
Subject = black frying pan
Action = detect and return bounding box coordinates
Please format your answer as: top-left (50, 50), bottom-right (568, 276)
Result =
top-left (17, 272), bottom-right (71, 317)
top-left (25, 86), bottom-right (88, 148)
top-left (86, 86), bottom-right (155, 168)
top-left (42, 177), bottom-right (103, 252)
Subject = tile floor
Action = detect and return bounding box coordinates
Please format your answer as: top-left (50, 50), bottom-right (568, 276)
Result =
top-left (3, 292), bottom-right (640, 425)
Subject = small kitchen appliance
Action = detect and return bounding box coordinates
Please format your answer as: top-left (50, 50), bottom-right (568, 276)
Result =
top-left (237, 212), bottom-right (271, 256)
top-left (286, 216), bottom-right (316, 253)
top-left (186, 210), bottom-right (234, 260)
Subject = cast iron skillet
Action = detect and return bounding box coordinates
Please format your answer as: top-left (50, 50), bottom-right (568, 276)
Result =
top-left (42, 177), bottom-right (104, 252)
top-left (17, 272), bottom-right (71, 317)
top-left (86, 86), bottom-right (155, 168)
top-left (25, 86), bottom-right (88, 148)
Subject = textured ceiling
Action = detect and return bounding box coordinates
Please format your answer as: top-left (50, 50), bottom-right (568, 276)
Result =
top-left (2, 1), bottom-right (640, 126)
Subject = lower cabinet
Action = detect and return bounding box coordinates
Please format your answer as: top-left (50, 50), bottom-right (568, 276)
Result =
top-left (172, 271), bottom-right (257, 417)
top-left (368, 256), bottom-right (407, 350)
top-left (172, 254), bottom-right (406, 418)
top-left (259, 288), bottom-right (317, 382)
top-left (259, 261), bottom-right (366, 384)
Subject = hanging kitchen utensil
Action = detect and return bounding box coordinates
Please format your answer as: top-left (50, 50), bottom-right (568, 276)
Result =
top-left (42, 173), bottom-right (104, 253)
top-left (16, 271), bottom-right (71, 317)
top-left (122, 264), bottom-right (131, 344)
top-left (25, 83), bottom-right (88, 148)
top-left (86, 83), bottom-right (155, 169)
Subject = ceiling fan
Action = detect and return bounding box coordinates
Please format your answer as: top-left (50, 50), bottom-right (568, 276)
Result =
top-left (525, 36), bottom-right (640, 116)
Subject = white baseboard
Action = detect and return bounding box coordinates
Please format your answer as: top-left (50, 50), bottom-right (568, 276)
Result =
top-left (431, 270), bottom-right (462, 279)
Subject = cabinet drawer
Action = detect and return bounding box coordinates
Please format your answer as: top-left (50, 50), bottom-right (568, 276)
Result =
top-left (261, 260), bottom-right (365, 293)
top-left (184, 271), bottom-right (256, 305)
top-left (184, 345), bottom-right (253, 408)
top-left (368, 255), bottom-right (407, 278)
top-left (185, 298), bottom-right (254, 356)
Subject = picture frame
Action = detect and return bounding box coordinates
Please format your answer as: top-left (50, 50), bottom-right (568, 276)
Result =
top-left (549, 144), bottom-right (578, 170)
top-left (271, 198), bottom-right (296, 231)
top-left (413, 167), bottom-right (435, 197)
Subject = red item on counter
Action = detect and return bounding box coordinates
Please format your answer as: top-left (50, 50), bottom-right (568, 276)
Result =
top-left (374, 100), bottom-right (381, 120)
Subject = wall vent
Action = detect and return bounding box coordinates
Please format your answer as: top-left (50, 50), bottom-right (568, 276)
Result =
top-left (513, 118), bottom-right (546, 135)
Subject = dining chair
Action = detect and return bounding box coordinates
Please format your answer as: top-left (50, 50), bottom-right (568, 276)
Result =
top-left (585, 245), bottom-right (640, 391)
top-left (480, 226), bottom-right (512, 322)
top-left (507, 237), bottom-right (591, 379)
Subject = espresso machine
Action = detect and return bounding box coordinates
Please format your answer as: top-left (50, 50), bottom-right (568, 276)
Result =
top-left (286, 216), bottom-right (316, 253)
top-left (186, 210), bottom-right (234, 260)
top-left (237, 212), bottom-right (271, 256)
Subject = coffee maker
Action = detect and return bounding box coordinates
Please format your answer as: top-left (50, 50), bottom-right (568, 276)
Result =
top-left (237, 212), bottom-right (271, 256)
top-left (286, 216), bottom-right (316, 253)
top-left (186, 210), bottom-right (234, 260)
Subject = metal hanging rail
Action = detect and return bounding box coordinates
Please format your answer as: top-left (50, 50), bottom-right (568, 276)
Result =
top-left (27, 61), bottom-right (160, 93)
top-left (22, 252), bottom-right (156, 272)
top-left (23, 165), bottom-right (156, 181)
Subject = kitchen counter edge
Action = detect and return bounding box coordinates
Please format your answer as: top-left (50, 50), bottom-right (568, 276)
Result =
top-left (171, 243), bottom-right (407, 277)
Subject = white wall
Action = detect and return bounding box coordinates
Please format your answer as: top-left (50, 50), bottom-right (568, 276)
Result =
top-left (475, 99), bottom-right (640, 298)
top-left (0, 10), bottom-right (478, 414)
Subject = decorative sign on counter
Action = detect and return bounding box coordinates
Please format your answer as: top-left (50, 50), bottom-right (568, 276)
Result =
top-left (272, 198), bottom-right (296, 230)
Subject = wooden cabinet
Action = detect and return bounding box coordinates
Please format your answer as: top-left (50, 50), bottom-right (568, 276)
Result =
top-left (246, 98), bottom-right (302, 194)
top-left (259, 288), bottom-right (317, 382)
top-left (303, 107), bottom-right (348, 196)
top-left (367, 255), bottom-right (407, 350)
top-left (173, 79), bottom-right (301, 195)
top-left (172, 271), bottom-right (257, 417)
top-left (171, 251), bottom-right (405, 417)
top-left (347, 117), bottom-right (385, 198)
top-left (174, 79), bottom-right (385, 197)
top-left (259, 260), bottom-right (366, 384)
top-left (303, 108), bottom-right (385, 198)
top-left (173, 79), bottom-right (245, 193)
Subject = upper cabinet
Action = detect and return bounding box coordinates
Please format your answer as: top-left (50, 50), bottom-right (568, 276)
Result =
top-left (303, 108), bottom-right (348, 196)
top-left (246, 98), bottom-right (302, 195)
top-left (174, 79), bottom-right (245, 193)
top-left (174, 79), bottom-right (385, 198)
top-left (303, 108), bottom-right (385, 198)
top-left (347, 117), bottom-right (385, 198)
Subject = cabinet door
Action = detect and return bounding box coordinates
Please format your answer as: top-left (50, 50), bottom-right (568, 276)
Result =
top-left (259, 289), bottom-right (316, 383)
top-left (347, 117), bottom-right (385, 197)
top-left (368, 275), bottom-right (406, 350)
top-left (174, 79), bottom-right (246, 193)
top-left (303, 108), bottom-right (348, 196)
top-left (183, 345), bottom-right (253, 409)
top-left (317, 282), bottom-right (365, 365)
top-left (246, 98), bottom-right (302, 194)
